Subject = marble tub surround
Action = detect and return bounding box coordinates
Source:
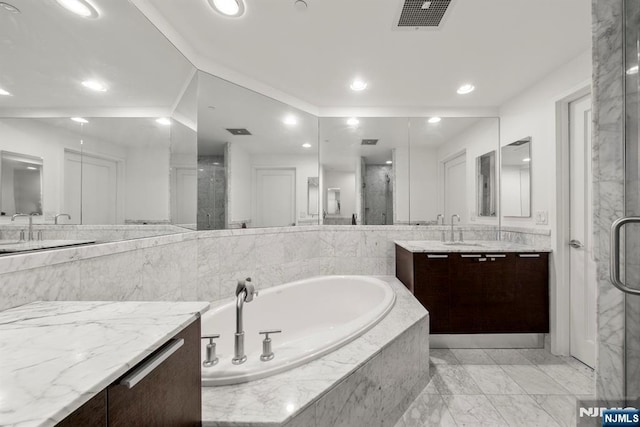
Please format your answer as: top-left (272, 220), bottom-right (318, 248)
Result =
top-left (395, 239), bottom-right (551, 253)
top-left (201, 276), bottom-right (429, 426)
top-left (0, 301), bottom-right (209, 427)
top-left (0, 224), bottom-right (541, 311)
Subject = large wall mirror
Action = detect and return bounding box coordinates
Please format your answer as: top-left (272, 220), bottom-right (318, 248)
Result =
top-left (196, 71), bottom-right (319, 230)
top-left (501, 137), bottom-right (532, 217)
top-left (0, 0), bottom-right (197, 238)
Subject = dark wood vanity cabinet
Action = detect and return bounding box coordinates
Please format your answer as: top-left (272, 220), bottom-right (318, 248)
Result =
top-left (396, 246), bottom-right (549, 334)
top-left (57, 319), bottom-right (201, 427)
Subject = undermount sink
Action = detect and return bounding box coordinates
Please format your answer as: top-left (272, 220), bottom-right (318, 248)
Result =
top-left (443, 242), bottom-right (484, 247)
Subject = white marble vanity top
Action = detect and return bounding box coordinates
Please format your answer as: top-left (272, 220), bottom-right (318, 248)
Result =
top-left (395, 240), bottom-right (551, 253)
top-left (0, 301), bottom-right (210, 427)
top-left (0, 239), bottom-right (96, 254)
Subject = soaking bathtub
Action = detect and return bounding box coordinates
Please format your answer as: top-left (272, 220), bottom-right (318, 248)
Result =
top-left (200, 275), bottom-right (396, 386)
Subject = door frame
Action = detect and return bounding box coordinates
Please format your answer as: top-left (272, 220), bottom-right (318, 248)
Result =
top-left (554, 85), bottom-right (592, 356)
top-left (64, 149), bottom-right (125, 225)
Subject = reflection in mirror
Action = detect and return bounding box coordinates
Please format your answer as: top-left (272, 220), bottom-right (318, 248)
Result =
top-left (501, 137), bottom-right (532, 217)
top-left (476, 150), bottom-right (497, 217)
top-left (407, 118), bottom-right (500, 224)
top-left (307, 177), bottom-right (319, 216)
top-left (327, 188), bottom-right (341, 215)
top-left (0, 0), bottom-right (197, 240)
top-left (319, 118), bottom-right (407, 225)
top-left (1, 151), bottom-right (43, 217)
top-left (197, 71), bottom-right (319, 229)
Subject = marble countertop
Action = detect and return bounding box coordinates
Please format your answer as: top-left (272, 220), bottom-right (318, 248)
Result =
top-left (0, 239), bottom-right (96, 254)
top-left (395, 240), bottom-right (551, 253)
top-left (0, 301), bottom-right (210, 427)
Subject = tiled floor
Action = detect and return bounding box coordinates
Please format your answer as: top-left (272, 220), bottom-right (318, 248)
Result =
top-left (395, 348), bottom-right (595, 427)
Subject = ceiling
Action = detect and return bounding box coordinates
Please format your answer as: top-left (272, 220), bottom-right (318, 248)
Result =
top-left (0, 0), bottom-right (194, 117)
top-left (136, 0), bottom-right (592, 112)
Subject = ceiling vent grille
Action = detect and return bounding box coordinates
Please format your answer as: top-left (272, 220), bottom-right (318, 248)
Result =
top-left (395, 0), bottom-right (454, 30)
top-left (361, 139), bottom-right (379, 146)
top-left (226, 128), bottom-right (251, 135)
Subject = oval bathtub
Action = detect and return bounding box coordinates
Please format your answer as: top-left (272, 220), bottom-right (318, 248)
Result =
top-left (201, 275), bottom-right (396, 386)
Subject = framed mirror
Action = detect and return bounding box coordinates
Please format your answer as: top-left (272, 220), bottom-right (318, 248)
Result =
top-left (501, 137), bottom-right (532, 217)
top-left (476, 150), bottom-right (497, 217)
top-left (1, 151), bottom-right (43, 217)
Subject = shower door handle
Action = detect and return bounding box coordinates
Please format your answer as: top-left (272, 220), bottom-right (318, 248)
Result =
top-left (610, 217), bottom-right (640, 295)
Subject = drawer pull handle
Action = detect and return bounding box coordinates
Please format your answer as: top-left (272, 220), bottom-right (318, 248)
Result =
top-left (518, 254), bottom-right (541, 258)
top-left (427, 254), bottom-right (448, 259)
top-left (486, 254), bottom-right (506, 258)
top-left (120, 338), bottom-right (184, 389)
top-left (460, 254), bottom-right (481, 258)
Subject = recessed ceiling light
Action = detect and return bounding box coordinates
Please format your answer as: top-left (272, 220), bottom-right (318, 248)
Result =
top-left (27, 166), bottom-right (37, 170)
top-left (156, 118), bottom-right (171, 126)
top-left (386, 160), bottom-right (393, 164)
top-left (347, 117), bottom-right (359, 126)
top-left (213, 162), bottom-right (220, 165)
top-left (56, 0), bottom-right (99, 18)
top-left (208, 0), bottom-right (245, 17)
top-left (71, 117), bottom-right (88, 124)
top-left (82, 80), bottom-right (107, 92)
top-left (428, 117), bottom-right (441, 124)
top-left (283, 115), bottom-right (297, 126)
top-left (302, 143), bottom-right (312, 148)
top-left (523, 158), bottom-right (531, 162)
top-left (0, 2), bottom-right (20, 13)
top-left (0, 87), bottom-right (12, 96)
top-left (294, 0), bottom-right (308, 11)
top-left (350, 79), bottom-right (368, 91)
top-left (457, 84), bottom-right (475, 95)
top-left (627, 65), bottom-right (639, 75)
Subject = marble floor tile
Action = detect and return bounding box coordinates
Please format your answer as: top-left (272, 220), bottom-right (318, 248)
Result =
top-left (501, 365), bottom-right (571, 395)
top-left (442, 394), bottom-right (508, 426)
top-left (487, 394), bottom-right (562, 427)
top-left (429, 349), bottom-right (459, 365)
top-left (560, 356), bottom-right (595, 379)
top-left (463, 365), bottom-right (526, 395)
top-left (536, 364), bottom-right (595, 395)
top-left (393, 393), bottom-right (457, 427)
top-left (519, 348), bottom-right (567, 365)
top-left (484, 349), bottom-right (533, 365)
top-left (432, 365), bottom-right (482, 395)
top-left (531, 394), bottom-right (579, 427)
top-left (451, 348), bottom-right (495, 364)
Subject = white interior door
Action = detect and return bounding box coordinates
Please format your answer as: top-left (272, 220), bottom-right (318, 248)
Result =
top-left (65, 151), bottom-right (118, 225)
top-left (569, 94), bottom-right (596, 368)
top-left (443, 153), bottom-right (466, 222)
top-left (254, 168), bottom-right (295, 227)
top-left (172, 167), bottom-right (197, 225)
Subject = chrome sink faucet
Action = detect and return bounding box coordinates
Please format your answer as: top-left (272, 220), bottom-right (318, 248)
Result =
top-left (11, 213), bottom-right (36, 241)
top-left (232, 277), bottom-right (258, 365)
top-left (436, 214), bottom-right (445, 241)
top-left (55, 213), bottom-right (71, 224)
top-left (450, 214), bottom-right (460, 242)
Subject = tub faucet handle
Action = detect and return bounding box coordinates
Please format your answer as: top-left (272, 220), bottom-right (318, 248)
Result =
top-left (201, 334), bottom-right (220, 367)
top-left (259, 329), bottom-right (282, 362)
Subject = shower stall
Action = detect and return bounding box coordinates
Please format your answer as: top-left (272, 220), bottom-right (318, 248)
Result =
top-left (363, 164), bottom-right (393, 225)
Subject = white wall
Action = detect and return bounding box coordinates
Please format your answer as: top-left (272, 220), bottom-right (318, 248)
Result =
top-left (227, 142), bottom-right (252, 223)
top-left (124, 146), bottom-right (170, 221)
top-left (437, 119), bottom-right (500, 224)
top-left (323, 170), bottom-right (356, 217)
top-left (498, 49), bottom-right (592, 356)
top-left (499, 50), bottom-right (591, 230)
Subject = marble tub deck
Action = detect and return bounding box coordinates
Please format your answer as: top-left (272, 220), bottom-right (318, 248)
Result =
top-left (201, 276), bottom-right (429, 426)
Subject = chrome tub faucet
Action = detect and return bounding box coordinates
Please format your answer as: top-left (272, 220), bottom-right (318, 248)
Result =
top-left (232, 277), bottom-right (258, 365)
top-left (55, 213), bottom-right (71, 224)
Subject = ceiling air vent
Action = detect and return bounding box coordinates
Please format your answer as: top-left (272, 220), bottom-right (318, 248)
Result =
top-left (226, 128), bottom-right (252, 135)
top-left (394, 0), bottom-right (454, 30)
top-left (361, 139), bottom-right (379, 146)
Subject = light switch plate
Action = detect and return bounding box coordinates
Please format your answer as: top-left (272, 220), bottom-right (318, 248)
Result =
top-left (535, 210), bottom-right (548, 225)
